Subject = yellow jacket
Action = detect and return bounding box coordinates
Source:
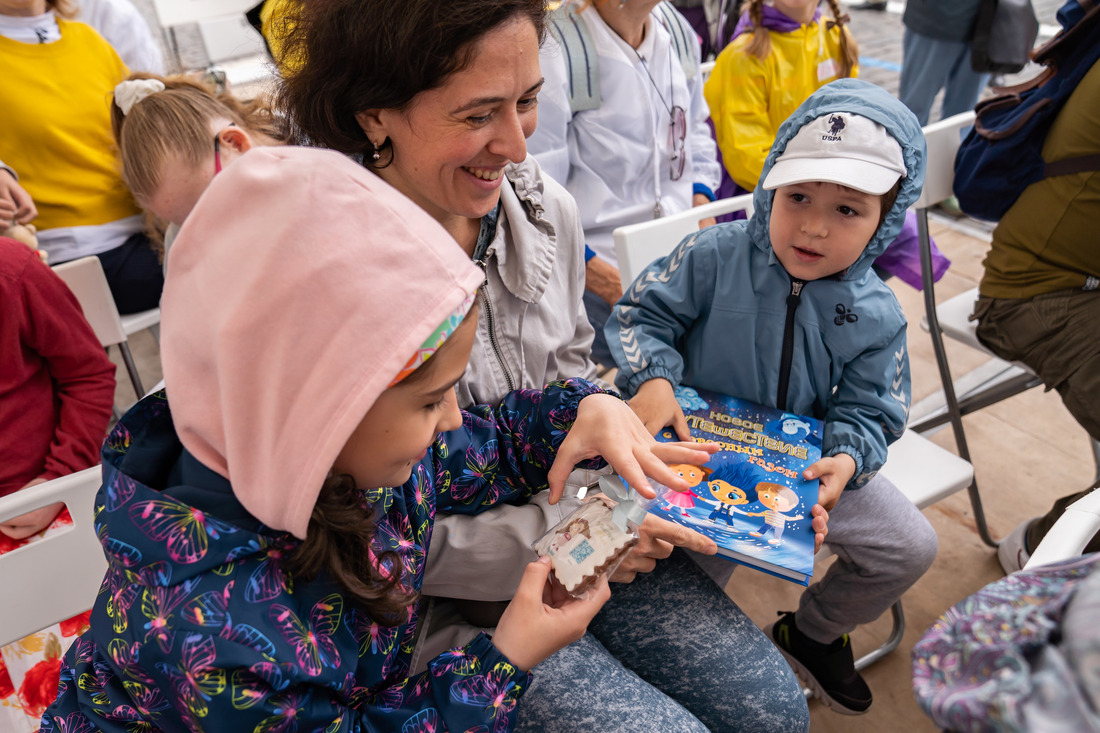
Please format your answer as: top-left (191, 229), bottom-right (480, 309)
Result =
top-left (705, 18), bottom-right (858, 191)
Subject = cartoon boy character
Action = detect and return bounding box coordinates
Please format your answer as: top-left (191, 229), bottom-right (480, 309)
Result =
top-left (661, 464), bottom-right (712, 516)
top-left (698, 463), bottom-right (764, 528)
top-left (706, 479), bottom-right (754, 526)
top-left (749, 482), bottom-right (805, 546)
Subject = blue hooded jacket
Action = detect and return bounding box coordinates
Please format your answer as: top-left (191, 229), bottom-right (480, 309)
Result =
top-left (608, 79), bottom-right (924, 488)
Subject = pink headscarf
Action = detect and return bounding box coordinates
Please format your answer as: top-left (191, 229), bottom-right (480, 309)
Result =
top-left (161, 146), bottom-right (484, 539)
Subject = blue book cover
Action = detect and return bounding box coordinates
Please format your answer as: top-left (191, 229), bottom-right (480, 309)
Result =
top-left (648, 385), bottom-right (822, 586)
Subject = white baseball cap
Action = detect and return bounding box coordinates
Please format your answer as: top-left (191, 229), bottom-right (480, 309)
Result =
top-left (762, 113), bottom-right (907, 195)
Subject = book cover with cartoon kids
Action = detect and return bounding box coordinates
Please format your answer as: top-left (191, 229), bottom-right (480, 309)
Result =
top-left (649, 385), bottom-right (822, 585)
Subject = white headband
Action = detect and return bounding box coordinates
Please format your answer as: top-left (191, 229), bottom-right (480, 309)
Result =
top-left (114, 79), bottom-right (166, 116)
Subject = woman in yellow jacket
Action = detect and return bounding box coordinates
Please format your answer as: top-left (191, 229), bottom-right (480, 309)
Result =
top-left (704, 0), bottom-right (858, 193)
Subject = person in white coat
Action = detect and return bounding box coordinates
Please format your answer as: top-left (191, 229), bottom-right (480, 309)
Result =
top-left (78, 0), bottom-right (165, 73)
top-left (528, 0), bottom-right (721, 365)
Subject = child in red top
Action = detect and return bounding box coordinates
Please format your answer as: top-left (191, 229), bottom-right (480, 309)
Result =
top-left (0, 236), bottom-right (115, 538)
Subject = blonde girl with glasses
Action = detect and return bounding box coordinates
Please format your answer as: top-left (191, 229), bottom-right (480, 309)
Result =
top-left (110, 74), bottom-right (286, 232)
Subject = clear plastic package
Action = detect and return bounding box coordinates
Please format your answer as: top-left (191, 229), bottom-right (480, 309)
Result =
top-left (532, 496), bottom-right (640, 598)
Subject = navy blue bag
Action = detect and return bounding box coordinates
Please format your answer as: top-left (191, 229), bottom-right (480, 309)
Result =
top-left (953, 0), bottom-right (1100, 221)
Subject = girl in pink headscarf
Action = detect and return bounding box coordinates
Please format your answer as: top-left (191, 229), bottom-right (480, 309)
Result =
top-left (41, 145), bottom-right (713, 732)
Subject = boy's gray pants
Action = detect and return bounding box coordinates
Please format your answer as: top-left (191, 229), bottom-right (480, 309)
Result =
top-left (694, 472), bottom-right (939, 644)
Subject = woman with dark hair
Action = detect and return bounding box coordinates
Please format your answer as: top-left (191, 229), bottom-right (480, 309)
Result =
top-left (279, 1), bottom-right (812, 731)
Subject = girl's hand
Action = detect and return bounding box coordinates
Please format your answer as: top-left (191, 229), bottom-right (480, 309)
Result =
top-left (0, 491), bottom-right (63, 541)
top-left (546, 393), bottom-right (717, 503)
top-left (610, 513), bottom-right (717, 582)
top-left (492, 557), bottom-right (610, 671)
top-left (626, 378), bottom-right (690, 439)
top-left (804, 453), bottom-right (855, 511)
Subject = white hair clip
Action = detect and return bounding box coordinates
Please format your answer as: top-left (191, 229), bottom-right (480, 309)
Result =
top-left (114, 79), bottom-right (167, 116)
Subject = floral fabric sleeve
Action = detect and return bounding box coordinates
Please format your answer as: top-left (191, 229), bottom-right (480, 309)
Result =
top-left (433, 378), bottom-right (609, 514)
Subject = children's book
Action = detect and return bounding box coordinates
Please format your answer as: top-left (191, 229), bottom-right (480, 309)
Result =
top-left (647, 385), bottom-right (823, 586)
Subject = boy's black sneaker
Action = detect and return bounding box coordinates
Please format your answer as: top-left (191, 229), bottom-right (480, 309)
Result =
top-left (766, 611), bottom-right (873, 715)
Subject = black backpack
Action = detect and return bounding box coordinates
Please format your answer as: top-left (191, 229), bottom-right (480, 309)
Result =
top-left (954, 0), bottom-right (1100, 221)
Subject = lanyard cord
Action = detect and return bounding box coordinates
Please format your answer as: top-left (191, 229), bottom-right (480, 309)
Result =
top-left (628, 22), bottom-right (676, 217)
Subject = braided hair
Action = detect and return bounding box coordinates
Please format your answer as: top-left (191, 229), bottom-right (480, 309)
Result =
top-left (740, 0), bottom-right (859, 79)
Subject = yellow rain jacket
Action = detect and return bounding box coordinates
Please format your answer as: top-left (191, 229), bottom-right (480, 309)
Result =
top-left (705, 15), bottom-right (858, 191)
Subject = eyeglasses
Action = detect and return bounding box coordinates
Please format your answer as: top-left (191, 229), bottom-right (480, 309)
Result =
top-left (668, 105), bottom-right (686, 181)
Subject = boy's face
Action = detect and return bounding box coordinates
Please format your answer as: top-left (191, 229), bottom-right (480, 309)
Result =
top-left (769, 182), bottom-right (883, 281)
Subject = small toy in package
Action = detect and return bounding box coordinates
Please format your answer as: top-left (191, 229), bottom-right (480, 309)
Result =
top-left (532, 497), bottom-right (639, 598)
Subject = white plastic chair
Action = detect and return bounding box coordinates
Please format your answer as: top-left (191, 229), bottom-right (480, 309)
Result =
top-left (613, 192), bottom-right (754, 290)
top-left (834, 429), bottom-right (975, 670)
top-left (1025, 490), bottom-right (1100, 570)
top-left (151, 0), bottom-right (270, 82)
top-left (52, 256), bottom-right (156, 399)
top-left (0, 467), bottom-right (107, 647)
top-left (908, 112), bottom-right (1026, 547)
top-left (914, 114), bottom-right (1100, 480)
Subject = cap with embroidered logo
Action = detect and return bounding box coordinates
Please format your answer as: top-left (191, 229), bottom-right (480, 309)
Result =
top-left (762, 112), bottom-right (907, 195)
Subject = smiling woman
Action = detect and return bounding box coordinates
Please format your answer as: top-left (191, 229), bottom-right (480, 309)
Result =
top-left (278, 1), bottom-right (809, 731)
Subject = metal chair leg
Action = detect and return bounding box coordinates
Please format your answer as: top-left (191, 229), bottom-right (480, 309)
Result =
top-left (917, 209), bottom-right (998, 547)
top-left (854, 601), bottom-right (905, 670)
top-left (800, 601), bottom-right (905, 699)
top-left (118, 342), bottom-right (145, 399)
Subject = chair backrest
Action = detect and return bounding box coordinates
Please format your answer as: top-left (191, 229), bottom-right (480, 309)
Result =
top-left (613, 193), bottom-right (754, 290)
top-left (151, 0), bottom-right (259, 28)
top-left (1025, 490), bottom-right (1100, 570)
top-left (52, 256), bottom-right (128, 349)
top-left (914, 111), bottom-right (976, 210)
top-left (0, 467), bottom-right (107, 646)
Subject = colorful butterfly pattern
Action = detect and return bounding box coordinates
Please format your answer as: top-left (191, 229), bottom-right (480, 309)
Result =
top-left (269, 596), bottom-right (343, 678)
top-left (44, 382), bottom-right (604, 731)
top-left (129, 499), bottom-right (238, 565)
top-left (449, 440), bottom-right (500, 504)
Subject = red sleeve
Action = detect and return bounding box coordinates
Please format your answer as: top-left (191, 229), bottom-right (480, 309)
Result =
top-left (20, 256), bottom-right (116, 480)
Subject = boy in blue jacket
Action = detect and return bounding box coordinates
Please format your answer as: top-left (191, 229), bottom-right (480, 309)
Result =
top-left (606, 79), bottom-right (939, 715)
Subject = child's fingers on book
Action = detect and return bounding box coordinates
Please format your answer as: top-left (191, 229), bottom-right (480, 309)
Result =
top-left (633, 450), bottom-right (688, 494)
top-left (651, 441), bottom-right (719, 461)
top-left (672, 409), bottom-right (691, 440)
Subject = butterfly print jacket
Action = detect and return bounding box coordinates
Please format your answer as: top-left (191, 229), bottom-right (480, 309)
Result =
top-left (42, 379), bottom-right (605, 733)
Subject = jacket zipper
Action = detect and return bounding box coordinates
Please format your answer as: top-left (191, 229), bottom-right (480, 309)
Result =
top-left (776, 278), bottom-right (804, 410)
top-left (475, 269), bottom-right (515, 393)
